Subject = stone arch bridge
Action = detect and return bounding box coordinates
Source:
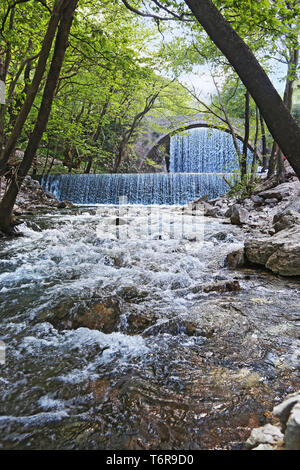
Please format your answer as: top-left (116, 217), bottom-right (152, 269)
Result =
top-left (134, 113), bottom-right (260, 172)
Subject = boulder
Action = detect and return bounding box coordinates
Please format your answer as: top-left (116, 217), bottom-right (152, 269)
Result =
top-left (203, 202), bottom-right (221, 217)
top-left (245, 424), bottom-right (284, 450)
top-left (225, 248), bottom-right (245, 269)
top-left (281, 196), bottom-right (300, 215)
top-left (251, 195), bottom-right (264, 205)
top-left (245, 225), bottom-right (300, 276)
top-left (247, 392), bottom-right (300, 451)
top-left (273, 392), bottom-right (300, 431)
top-left (273, 210), bottom-right (300, 233)
top-left (230, 204), bottom-right (249, 225)
top-left (284, 402), bottom-right (300, 450)
top-left (257, 182), bottom-right (295, 201)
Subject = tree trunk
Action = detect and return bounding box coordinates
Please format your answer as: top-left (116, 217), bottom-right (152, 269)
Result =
top-left (0, 0), bottom-right (78, 234)
top-left (268, 141), bottom-right (277, 178)
top-left (242, 90), bottom-right (250, 178)
top-left (0, 8), bottom-right (14, 151)
top-left (0, 0), bottom-right (65, 175)
top-left (184, 0), bottom-right (300, 179)
top-left (259, 113), bottom-right (267, 171)
top-left (283, 47), bottom-right (299, 113)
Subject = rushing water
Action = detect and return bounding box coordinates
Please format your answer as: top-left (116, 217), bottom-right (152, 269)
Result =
top-left (0, 207), bottom-right (299, 450)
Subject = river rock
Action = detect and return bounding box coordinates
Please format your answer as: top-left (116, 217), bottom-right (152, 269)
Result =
top-left (245, 225), bottom-right (300, 276)
top-left (273, 392), bottom-right (300, 431)
top-left (202, 280), bottom-right (241, 293)
top-left (247, 392), bottom-right (300, 451)
top-left (225, 248), bottom-right (245, 269)
top-left (251, 195), bottom-right (264, 205)
top-left (203, 202), bottom-right (221, 217)
top-left (284, 402), bottom-right (300, 450)
top-left (44, 191), bottom-right (57, 199)
top-left (116, 285), bottom-right (148, 303)
top-left (245, 424), bottom-right (284, 449)
top-left (230, 204), bottom-right (249, 225)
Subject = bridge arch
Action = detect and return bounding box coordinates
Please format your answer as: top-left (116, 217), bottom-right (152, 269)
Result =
top-left (135, 114), bottom-right (261, 172)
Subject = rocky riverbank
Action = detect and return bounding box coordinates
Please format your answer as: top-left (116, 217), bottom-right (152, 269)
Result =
top-left (0, 176), bottom-right (73, 237)
top-left (193, 163), bottom-right (300, 277)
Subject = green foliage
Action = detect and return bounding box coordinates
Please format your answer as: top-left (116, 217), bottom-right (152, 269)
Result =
top-left (226, 170), bottom-right (260, 201)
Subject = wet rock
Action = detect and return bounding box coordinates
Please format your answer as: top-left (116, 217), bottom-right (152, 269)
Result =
top-left (230, 204), bottom-right (249, 225)
top-left (203, 280), bottom-right (241, 293)
top-left (57, 200), bottom-right (74, 209)
top-left (116, 285), bottom-right (148, 303)
top-left (37, 298), bottom-right (122, 333)
top-left (57, 201), bottom-right (67, 209)
top-left (25, 220), bottom-right (42, 232)
top-left (245, 226), bottom-right (300, 276)
top-left (245, 424), bottom-right (284, 449)
top-left (142, 317), bottom-right (206, 338)
top-left (127, 311), bottom-right (159, 334)
top-left (76, 302), bottom-right (121, 333)
top-left (226, 248), bottom-right (245, 269)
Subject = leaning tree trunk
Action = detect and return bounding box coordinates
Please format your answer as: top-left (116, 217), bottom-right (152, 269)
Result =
top-left (184, 0), bottom-right (300, 179)
top-left (0, 0), bottom-right (78, 234)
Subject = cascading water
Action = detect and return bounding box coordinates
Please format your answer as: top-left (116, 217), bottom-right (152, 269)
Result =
top-left (40, 128), bottom-right (245, 204)
top-left (170, 127), bottom-right (241, 173)
top-left (41, 173), bottom-right (229, 205)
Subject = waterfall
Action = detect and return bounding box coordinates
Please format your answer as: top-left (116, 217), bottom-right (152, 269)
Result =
top-left (41, 173), bottom-right (229, 205)
top-left (40, 127), bottom-right (246, 205)
top-left (170, 127), bottom-right (242, 173)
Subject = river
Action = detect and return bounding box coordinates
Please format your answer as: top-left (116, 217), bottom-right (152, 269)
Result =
top-left (0, 205), bottom-right (299, 449)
